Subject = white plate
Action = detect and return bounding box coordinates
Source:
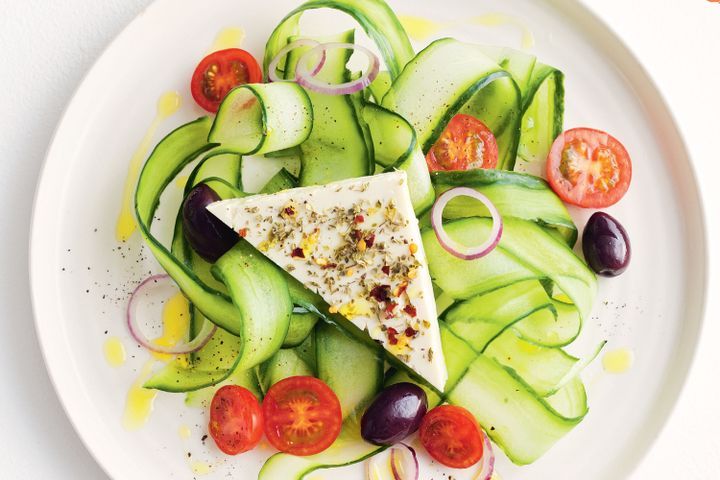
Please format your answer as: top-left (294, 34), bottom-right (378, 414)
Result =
top-left (29, 0), bottom-right (706, 479)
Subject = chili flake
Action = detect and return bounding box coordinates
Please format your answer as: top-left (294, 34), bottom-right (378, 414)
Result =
top-left (387, 327), bottom-right (399, 345)
top-left (403, 304), bottom-right (417, 318)
top-left (291, 248), bottom-right (305, 258)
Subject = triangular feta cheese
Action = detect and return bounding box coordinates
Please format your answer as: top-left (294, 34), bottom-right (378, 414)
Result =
top-left (208, 171), bottom-right (447, 390)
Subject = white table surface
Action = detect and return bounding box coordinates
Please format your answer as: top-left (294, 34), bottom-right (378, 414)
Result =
top-left (0, 0), bottom-right (717, 478)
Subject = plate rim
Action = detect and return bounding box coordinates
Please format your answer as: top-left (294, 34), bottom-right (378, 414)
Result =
top-left (28, 0), bottom-right (709, 478)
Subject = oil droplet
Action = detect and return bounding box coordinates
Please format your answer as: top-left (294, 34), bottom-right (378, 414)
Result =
top-left (602, 348), bottom-right (634, 374)
top-left (122, 360), bottom-right (158, 430)
top-left (152, 292), bottom-right (191, 362)
top-left (398, 15), bottom-right (449, 41)
top-left (210, 27), bottom-right (246, 52)
top-left (178, 425), bottom-right (192, 440)
top-left (157, 91), bottom-right (182, 119)
top-left (103, 337), bottom-right (126, 367)
top-left (190, 461), bottom-right (212, 475)
top-left (115, 91), bottom-right (182, 242)
top-left (472, 14), bottom-right (535, 49)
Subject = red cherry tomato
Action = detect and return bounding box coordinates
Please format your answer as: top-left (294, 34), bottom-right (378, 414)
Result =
top-left (546, 127), bottom-right (632, 208)
top-left (419, 405), bottom-right (484, 469)
top-left (191, 48), bottom-right (262, 113)
top-left (262, 376), bottom-right (342, 456)
top-left (209, 385), bottom-right (263, 455)
top-left (426, 114), bottom-right (499, 172)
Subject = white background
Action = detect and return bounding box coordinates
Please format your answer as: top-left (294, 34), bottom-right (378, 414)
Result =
top-left (0, 0), bottom-right (717, 478)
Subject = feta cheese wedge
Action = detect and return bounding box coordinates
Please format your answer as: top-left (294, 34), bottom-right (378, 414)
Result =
top-left (208, 171), bottom-right (447, 391)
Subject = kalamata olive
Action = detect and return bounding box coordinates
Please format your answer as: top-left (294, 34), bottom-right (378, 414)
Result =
top-left (582, 212), bottom-right (631, 277)
top-left (361, 382), bottom-right (428, 446)
top-left (182, 184), bottom-right (239, 262)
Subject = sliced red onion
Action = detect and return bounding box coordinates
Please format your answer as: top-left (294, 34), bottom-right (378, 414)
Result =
top-left (126, 274), bottom-right (216, 355)
top-left (267, 39), bottom-right (327, 83)
top-left (295, 42), bottom-right (380, 95)
top-left (367, 444), bottom-right (419, 480)
top-left (472, 430), bottom-right (496, 480)
top-left (391, 443), bottom-right (419, 480)
top-left (430, 187), bottom-right (503, 260)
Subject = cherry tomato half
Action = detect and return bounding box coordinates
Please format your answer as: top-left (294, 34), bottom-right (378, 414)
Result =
top-left (191, 48), bottom-right (262, 113)
top-left (546, 127), bottom-right (632, 208)
top-left (209, 385), bottom-right (263, 455)
top-left (426, 114), bottom-right (499, 172)
top-left (419, 405), bottom-right (484, 469)
top-left (262, 376), bottom-right (342, 456)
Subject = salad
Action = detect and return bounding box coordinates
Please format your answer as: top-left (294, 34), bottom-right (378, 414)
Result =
top-left (125, 0), bottom-right (634, 477)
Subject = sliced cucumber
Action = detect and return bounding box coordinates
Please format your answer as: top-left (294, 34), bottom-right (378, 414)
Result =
top-left (518, 63), bottom-right (564, 164)
top-left (284, 30), bottom-right (372, 186)
top-left (264, 146), bottom-right (301, 159)
top-left (316, 321), bottom-right (383, 420)
top-left (477, 46), bottom-right (564, 165)
top-left (144, 360), bottom-right (232, 393)
top-left (382, 39), bottom-right (521, 169)
top-left (430, 169), bottom-right (577, 246)
top-left (264, 0), bottom-right (414, 80)
top-left (135, 118), bottom-right (242, 334)
top-left (484, 330), bottom-right (578, 397)
top-left (545, 377), bottom-right (588, 419)
top-left (438, 323), bottom-right (479, 392)
top-left (144, 152), bottom-right (246, 394)
top-left (493, 217), bottom-right (596, 319)
top-left (443, 280), bottom-right (553, 352)
top-left (258, 347), bottom-right (314, 394)
top-left (477, 45), bottom-right (537, 96)
top-left (513, 299), bottom-right (581, 348)
top-left (260, 167), bottom-right (298, 194)
top-left (294, 329), bottom-right (317, 374)
top-left (448, 353), bottom-right (586, 465)
top-left (361, 103), bottom-right (434, 214)
top-left (422, 217), bottom-right (596, 320)
top-left (283, 312), bottom-right (319, 348)
top-left (212, 241), bottom-right (292, 371)
top-left (258, 421), bottom-right (382, 480)
top-left (208, 83), bottom-right (313, 155)
top-left (368, 71), bottom-right (392, 102)
top-left (185, 151), bottom-right (242, 192)
top-left (423, 221), bottom-right (537, 300)
top-left (185, 367), bottom-right (262, 408)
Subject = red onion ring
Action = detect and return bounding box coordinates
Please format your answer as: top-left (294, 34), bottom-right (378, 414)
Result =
top-left (391, 443), bottom-right (419, 480)
top-left (295, 42), bottom-right (380, 95)
top-left (367, 444), bottom-right (419, 480)
top-left (430, 187), bottom-right (503, 260)
top-left (267, 39), bottom-right (327, 83)
top-left (126, 274), bottom-right (216, 355)
top-left (472, 430), bottom-right (496, 480)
